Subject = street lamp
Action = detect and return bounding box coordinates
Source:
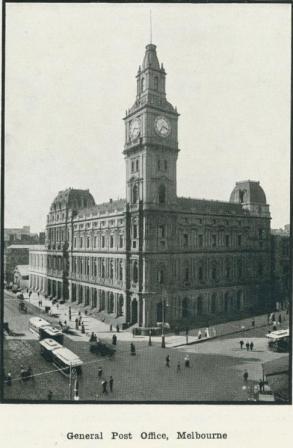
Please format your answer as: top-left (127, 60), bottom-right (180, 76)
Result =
top-left (148, 330), bottom-right (152, 346)
top-left (161, 288), bottom-right (168, 348)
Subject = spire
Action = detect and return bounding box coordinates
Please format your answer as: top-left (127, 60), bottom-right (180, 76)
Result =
top-left (149, 10), bottom-right (152, 44)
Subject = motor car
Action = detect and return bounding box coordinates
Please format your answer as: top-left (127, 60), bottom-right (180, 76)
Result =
top-left (89, 340), bottom-right (115, 357)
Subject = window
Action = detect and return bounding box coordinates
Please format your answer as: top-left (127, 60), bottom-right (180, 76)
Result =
top-left (94, 236), bottom-right (97, 248)
top-left (132, 184), bottom-right (138, 204)
top-left (74, 237), bottom-right (77, 248)
top-left (110, 235), bottom-right (114, 248)
top-left (133, 224), bottom-right (138, 239)
top-left (158, 225), bottom-right (165, 238)
top-left (136, 160), bottom-right (139, 171)
top-left (158, 184), bottom-right (166, 204)
top-left (212, 235), bottom-right (217, 247)
top-left (131, 161), bottom-right (135, 173)
top-left (154, 76), bottom-right (158, 90)
top-left (225, 265), bottom-right (231, 279)
top-left (119, 235), bottom-right (123, 248)
top-left (119, 261), bottom-right (123, 281)
top-left (133, 261), bottom-right (138, 283)
top-left (93, 260), bottom-right (97, 277)
top-left (110, 260), bottom-right (113, 279)
top-left (158, 269), bottom-right (164, 284)
top-left (198, 266), bottom-right (203, 281)
top-left (164, 160), bottom-right (168, 171)
top-left (101, 235), bottom-right (105, 248)
top-left (198, 235), bottom-right (203, 248)
top-left (80, 237), bottom-right (83, 248)
top-left (225, 235), bottom-right (230, 247)
top-left (237, 260), bottom-right (242, 278)
top-left (185, 268), bottom-right (189, 281)
top-left (237, 235), bottom-right (242, 247)
top-left (141, 78), bottom-right (144, 92)
top-left (86, 237), bottom-right (90, 248)
top-left (211, 265), bottom-right (217, 281)
top-left (157, 160), bottom-right (161, 171)
top-left (183, 233), bottom-right (188, 248)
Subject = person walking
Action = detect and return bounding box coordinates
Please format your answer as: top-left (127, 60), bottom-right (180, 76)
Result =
top-left (81, 323), bottom-right (85, 334)
top-left (75, 318), bottom-right (79, 330)
top-left (184, 355), bottom-right (190, 368)
top-left (239, 340), bottom-right (244, 350)
top-left (250, 342), bottom-right (254, 351)
top-left (116, 325), bottom-right (120, 333)
top-left (112, 334), bottom-right (117, 345)
top-left (109, 376), bottom-right (114, 393)
top-left (177, 361), bottom-right (181, 373)
top-left (251, 319), bottom-right (255, 328)
top-left (130, 343), bottom-right (136, 356)
top-left (98, 367), bottom-right (103, 379)
top-left (278, 314), bottom-right (282, 324)
top-left (243, 370), bottom-right (249, 382)
top-left (109, 324), bottom-right (113, 333)
top-left (245, 342), bottom-right (250, 351)
top-left (165, 355), bottom-right (170, 367)
top-left (102, 380), bottom-right (108, 394)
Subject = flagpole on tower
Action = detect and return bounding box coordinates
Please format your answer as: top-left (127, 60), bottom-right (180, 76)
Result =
top-left (150, 10), bottom-right (152, 44)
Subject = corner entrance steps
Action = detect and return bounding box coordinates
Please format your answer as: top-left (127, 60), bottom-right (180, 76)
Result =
top-left (165, 335), bottom-right (217, 348)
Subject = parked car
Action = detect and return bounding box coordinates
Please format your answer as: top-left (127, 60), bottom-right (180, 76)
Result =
top-left (89, 341), bottom-right (115, 357)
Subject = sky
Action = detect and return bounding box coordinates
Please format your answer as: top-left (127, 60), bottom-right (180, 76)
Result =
top-left (5, 2), bottom-right (291, 232)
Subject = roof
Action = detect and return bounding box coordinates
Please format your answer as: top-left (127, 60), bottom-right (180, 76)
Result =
top-left (50, 188), bottom-right (96, 212)
top-left (75, 198), bottom-right (127, 219)
top-left (28, 245), bottom-right (46, 252)
top-left (15, 265), bottom-right (29, 275)
top-left (176, 197), bottom-right (244, 215)
top-left (142, 44), bottom-right (161, 71)
top-left (230, 180), bottom-right (267, 204)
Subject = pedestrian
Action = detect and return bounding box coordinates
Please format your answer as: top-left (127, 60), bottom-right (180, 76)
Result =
top-left (109, 376), bottom-right (114, 393)
top-left (40, 299), bottom-right (43, 307)
top-left (27, 366), bottom-right (34, 381)
top-left (6, 372), bottom-right (12, 386)
top-left (251, 319), bottom-right (255, 328)
top-left (130, 343), bottom-right (136, 356)
top-left (98, 367), bottom-right (103, 379)
top-left (184, 355), bottom-right (190, 367)
top-left (78, 311), bottom-right (81, 317)
top-left (239, 340), bottom-right (244, 350)
top-left (64, 320), bottom-right (67, 327)
top-left (132, 328), bottom-right (135, 338)
top-left (116, 325), bottom-right (120, 333)
top-left (177, 361), bottom-right (181, 373)
top-left (259, 379), bottom-right (264, 392)
top-left (81, 323), bottom-right (85, 334)
top-left (79, 317), bottom-right (82, 326)
top-left (267, 313), bottom-right (270, 324)
top-left (165, 355), bottom-right (170, 367)
top-left (245, 342), bottom-right (249, 351)
top-left (272, 313), bottom-right (275, 322)
top-left (250, 342), bottom-right (254, 351)
top-left (273, 323), bottom-right (277, 331)
top-left (75, 318), bottom-right (79, 330)
top-left (56, 303), bottom-right (59, 309)
top-left (89, 332), bottom-right (95, 342)
top-left (37, 291), bottom-right (40, 297)
top-left (198, 330), bottom-right (202, 340)
top-left (38, 300), bottom-right (41, 307)
top-left (109, 324), bottom-right (113, 333)
top-left (278, 314), bottom-right (282, 324)
top-left (47, 390), bottom-right (53, 400)
top-left (112, 334), bottom-right (117, 345)
top-left (20, 365), bottom-right (26, 382)
top-left (102, 380), bottom-right (108, 394)
top-left (243, 370), bottom-right (249, 382)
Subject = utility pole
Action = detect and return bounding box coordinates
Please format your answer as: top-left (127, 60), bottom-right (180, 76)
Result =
top-left (69, 363), bottom-right (72, 400)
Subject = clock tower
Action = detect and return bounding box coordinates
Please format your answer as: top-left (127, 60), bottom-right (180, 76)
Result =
top-left (123, 43), bottom-right (179, 208)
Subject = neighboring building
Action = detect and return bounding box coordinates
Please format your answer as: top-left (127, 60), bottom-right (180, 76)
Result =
top-left (4, 227), bottom-right (44, 283)
top-left (29, 43), bottom-right (273, 328)
top-left (13, 265), bottom-right (30, 290)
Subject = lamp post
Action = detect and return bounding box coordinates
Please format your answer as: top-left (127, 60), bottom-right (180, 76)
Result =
top-left (161, 288), bottom-right (168, 348)
top-left (148, 330), bottom-right (152, 346)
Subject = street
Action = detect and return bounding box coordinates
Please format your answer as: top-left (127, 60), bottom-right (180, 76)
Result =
top-left (3, 291), bottom-right (289, 402)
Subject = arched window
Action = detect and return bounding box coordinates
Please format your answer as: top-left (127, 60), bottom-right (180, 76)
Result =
top-left (141, 78), bottom-right (145, 92)
top-left (119, 260), bottom-right (123, 281)
top-left (211, 294), bottom-right (217, 313)
top-left (132, 184), bottom-right (138, 204)
top-left (133, 261), bottom-right (138, 283)
top-left (158, 184), bottom-right (166, 204)
top-left (154, 76), bottom-right (158, 90)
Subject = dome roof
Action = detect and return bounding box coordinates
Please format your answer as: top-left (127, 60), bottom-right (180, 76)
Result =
top-left (142, 44), bottom-right (160, 71)
top-left (230, 180), bottom-right (267, 205)
top-left (50, 188), bottom-right (96, 212)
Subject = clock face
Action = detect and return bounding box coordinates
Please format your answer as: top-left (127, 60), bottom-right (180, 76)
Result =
top-left (130, 118), bottom-right (141, 141)
top-left (155, 116), bottom-right (171, 138)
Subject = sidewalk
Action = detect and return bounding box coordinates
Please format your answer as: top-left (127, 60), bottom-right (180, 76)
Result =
top-left (11, 289), bottom-right (289, 347)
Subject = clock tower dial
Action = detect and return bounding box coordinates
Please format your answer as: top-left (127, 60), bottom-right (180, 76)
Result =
top-left (154, 116), bottom-right (171, 138)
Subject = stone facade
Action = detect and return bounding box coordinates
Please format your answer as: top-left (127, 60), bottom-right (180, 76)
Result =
top-left (29, 43), bottom-right (273, 328)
